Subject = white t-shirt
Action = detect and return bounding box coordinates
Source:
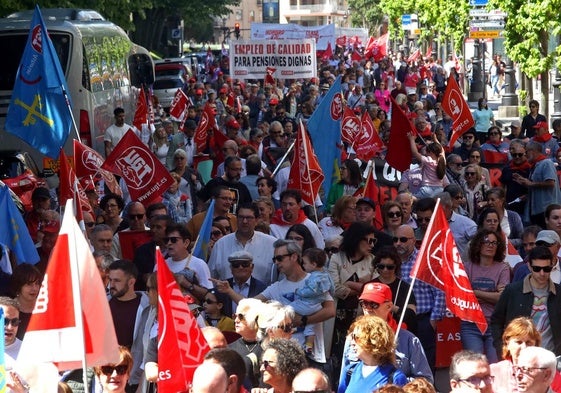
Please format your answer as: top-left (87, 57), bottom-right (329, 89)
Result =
top-left (159, 255), bottom-right (212, 289)
top-left (104, 123), bottom-right (133, 148)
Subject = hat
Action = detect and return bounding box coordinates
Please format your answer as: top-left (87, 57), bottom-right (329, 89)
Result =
top-left (184, 119), bottom-right (197, 130)
top-left (310, 77), bottom-right (318, 84)
top-left (189, 77), bottom-right (196, 83)
top-left (219, 87), bottom-right (228, 94)
top-left (40, 220), bottom-right (60, 234)
top-left (320, 83), bottom-right (330, 90)
top-left (406, 88), bottom-right (416, 95)
top-left (207, 89), bottom-right (216, 96)
top-left (463, 128), bottom-right (477, 137)
top-left (536, 230), bottom-right (561, 245)
top-left (32, 187), bottom-right (51, 201)
top-left (195, 89), bottom-right (204, 95)
top-left (511, 120), bottom-right (521, 128)
top-left (269, 98), bottom-right (279, 105)
top-left (225, 118), bottom-right (240, 129)
top-left (356, 197), bottom-right (375, 209)
top-left (228, 250), bottom-right (253, 262)
top-left (533, 121), bottom-right (549, 129)
top-left (359, 282), bottom-right (392, 304)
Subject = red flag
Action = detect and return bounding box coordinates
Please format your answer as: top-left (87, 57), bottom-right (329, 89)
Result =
top-left (482, 149), bottom-right (509, 165)
top-left (265, 66), bottom-right (276, 87)
top-left (101, 130), bottom-right (174, 205)
top-left (351, 50), bottom-right (362, 62)
top-left (386, 97), bottom-right (415, 172)
top-left (169, 89), bottom-right (190, 120)
top-left (133, 86), bottom-right (149, 131)
top-left (341, 107), bottom-right (361, 145)
top-left (349, 35), bottom-right (362, 47)
top-left (336, 36), bottom-right (347, 47)
top-left (156, 249), bottom-right (209, 391)
top-left (407, 48), bottom-right (421, 64)
top-left (355, 111), bottom-right (384, 160)
top-left (364, 33), bottom-right (388, 62)
top-left (288, 121), bottom-right (325, 205)
top-left (58, 149), bottom-right (93, 222)
top-left (442, 75), bottom-right (475, 147)
top-left (412, 202), bottom-right (488, 334)
top-left (320, 42), bottom-right (333, 60)
top-left (227, 91), bottom-right (235, 109)
top-left (73, 140), bottom-right (122, 196)
top-left (194, 103), bottom-right (219, 153)
top-left (425, 45), bottom-right (433, 60)
top-left (356, 162), bottom-right (384, 229)
top-left (17, 200), bottom-right (120, 372)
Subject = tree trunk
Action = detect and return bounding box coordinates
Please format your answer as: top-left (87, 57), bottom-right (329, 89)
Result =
top-left (541, 71), bottom-right (549, 120)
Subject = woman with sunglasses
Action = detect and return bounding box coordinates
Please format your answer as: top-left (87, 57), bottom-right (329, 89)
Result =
top-left (229, 298), bottom-right (266, 389)
top-left (480, 126), bottom-right (510, 166)
top-left (368, 246), bottom-right (417, 335)
top-left (462, 164), bottom-right (487, 220)
top-left (382, 201), bottom-right (404, 237)
top-left (462, 229), bottom-right (510, 363)
top-left (203, 288), bottom-right (235, 333)
top-left (259, 338), bottom-right (307, 393)
top-left (94, 346), bottom-right (133, 393)
top-left (328, 222), bottom-right (376, 362)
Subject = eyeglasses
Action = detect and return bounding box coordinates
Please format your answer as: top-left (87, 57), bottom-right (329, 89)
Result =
top-left (85, 222), bottom-right (96, 228)
top-left (387, 211), bottom-right (402, 218)
top-left (457, 375), bottom-right (494, 388)
top-left (363, 237), bottom-right (376, 245)
top-left (469, 155), bottom-right (480, 159)
top-left (211, 230), bottom-right (223, 237)
top-left (530, 265), bottom-right (554, 273)
top-left (233, 313), bottom-right (246, 321)
top-left (377, 264), bottom-right (396, 271)
top-left (513, 366), bottom-right (548, 375)
top-left (4, 317), bottom-right (21, 327)
top-left (164, 236), bottom-right (182, 244)
top-left (536, 241), bottom-right (554, 247)
top-left (482, 240), bottom-right (498, 247)
top-left (324, 247), bottom-right (339, 254)
top-left (359, 300), bottom-right (380, 309)
top-left (275, 324), bottom-right (294, 333)
top-left (287, 236), bottom-right (304, 242)
top-left (261, 360), bottom-right (275, 369)
top-left (416, 217), bottom-right (431, 223)
top-left (231, 261), bottom-right (251, 269)
top-left (203, 298), bottom-right (219, 304)
top-left (128, 214), bottom-right (144, 220)
top-left (238, 215), bottom-right (256, 221)
top-left (272, 253), bottom-right (293, 262)
top-left (393, 236), bottom-right (413, 243)
top-left (100, 365), bottom-right (129, 376)
top-left (511, 153), bottom-right (525, 158)
top-left (465, 172), bottom-right (477, 176)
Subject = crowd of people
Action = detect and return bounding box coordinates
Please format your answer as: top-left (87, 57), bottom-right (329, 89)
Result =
top-left (2, 48), bottom-right (561, 393)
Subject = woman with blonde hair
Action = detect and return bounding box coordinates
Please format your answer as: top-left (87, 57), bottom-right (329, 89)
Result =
top-left (490, 317), bottom-right (542, 392)
top-left (151, 124), bottom-right (169, 166)
top-left (318, 195), bottom-right (357, 240)
top-left (463, 163), bottom-right (487, 220)
top-left (94, 346), bottom-right (134, 393)
top-left (338, 315), bottom-right (407, 393)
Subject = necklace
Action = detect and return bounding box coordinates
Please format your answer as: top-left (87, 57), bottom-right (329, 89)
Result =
top-left (242, 340), bottom-right (258, 353)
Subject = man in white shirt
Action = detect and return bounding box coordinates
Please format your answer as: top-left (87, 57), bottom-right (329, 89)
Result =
top-left (104, 107), bottom-right (133, 157)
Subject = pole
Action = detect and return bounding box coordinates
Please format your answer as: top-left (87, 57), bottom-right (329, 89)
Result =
top-left (271, 140), bottom-right (296, 177)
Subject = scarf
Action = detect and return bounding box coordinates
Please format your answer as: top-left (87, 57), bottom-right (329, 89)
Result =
top-left (270, 208), bottom-right (308, 226)
top-left (508, 160), bottom-right (532, 171)
top-left (533, 133), bottom-right (552, 143)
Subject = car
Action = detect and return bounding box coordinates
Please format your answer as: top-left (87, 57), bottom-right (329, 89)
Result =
top-left (0, 151), bottom-right (46, 212)
top-left (154, 59), bottom-right (192, 81)
top-left (152, 77), bottom-right (185, 111)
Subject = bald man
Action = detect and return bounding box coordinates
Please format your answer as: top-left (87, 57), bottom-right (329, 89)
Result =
top-left (292, 368), bottom-right (331, 392)
top-left (201, 326), bottom-right (228, 349)
top-left (191, 362), bottom-right (229, 393)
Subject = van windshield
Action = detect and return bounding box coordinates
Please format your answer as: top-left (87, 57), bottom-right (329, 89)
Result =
top-left (0, 32), bottom-right (71, 90)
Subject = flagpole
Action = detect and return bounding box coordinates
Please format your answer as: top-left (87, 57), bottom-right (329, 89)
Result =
top-left (360, 160), bottom-right (374, 197)
top-left (271, 140), bottom-right (296, 178)
top-left (62, 86), bottom-right (81, 144)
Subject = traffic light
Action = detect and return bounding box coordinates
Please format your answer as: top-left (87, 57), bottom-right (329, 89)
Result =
top-left (234, 23), bottom-right (240, 39)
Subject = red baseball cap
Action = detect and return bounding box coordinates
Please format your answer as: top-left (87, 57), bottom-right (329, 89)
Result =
top-left (269, 98), bottom-right (279, 105)
top-left (226, 118), bottom-right (240, 129)
top-left (359, 282), bottom-right (392, 304)
top-left (533, 121), bottom-right (549, 129)
top-left (195, 89), bottom-right (204, 95)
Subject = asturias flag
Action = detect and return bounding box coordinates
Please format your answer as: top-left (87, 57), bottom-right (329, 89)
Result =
top-left (5, 5), bottom-right (72, 159)
top-left (192, 199), bottom-right (215, 260)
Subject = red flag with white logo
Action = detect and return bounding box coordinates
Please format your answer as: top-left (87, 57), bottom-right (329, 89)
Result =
top-left (425, 45), bottom-right (433, 60)
top-left (194, 103), bottom-right (219, 153)
top-left (364, 33), bottom-right (388, 62)
top-left (58, 149), bottom-right (93, 225)
top-left (156, 248), bottom-right (209, 391)
top-left (355, 111), bottom-right (384, 160)
top-left (411, 201), bottom-right (488, 334)
top-left (101, 130), bottom-right (173, 205)
top-left (17, 200), bottom-right (120, 377)
top-left (341, 107), bottom-right (361, 145)
top-left (288, 120), bottom-right (325, 205)
top-left (73, 140), bottom-right (122, 196)
top-left (442, 75), bottom-right (475, 148)
top-left (133, 86), bottom-right (149, 131)
top-left (355, 162), bottom-right (384, 229)
top-left (407, 48), bottom-right (421, 64)
top-left (169, 89), bottom-right (190, 121)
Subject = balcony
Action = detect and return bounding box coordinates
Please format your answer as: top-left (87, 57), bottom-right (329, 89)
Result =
top-left (285, 2), bottom-right (347, 16)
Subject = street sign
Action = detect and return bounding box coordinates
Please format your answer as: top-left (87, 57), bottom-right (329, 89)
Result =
top-left (469, 10), bottom-right (507, 17)
top-left (402, 14), bottom-right (411, 25)
top-left (469, 30), bottom-right (502, 38)
top-left (470, 21), bottom-right (505, 28)
top-left (469, 0), bottom-right (489, 5)
top-left (401, 14), bottom-right (418, 30)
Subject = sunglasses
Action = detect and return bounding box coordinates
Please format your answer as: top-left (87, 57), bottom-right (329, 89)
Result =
top-left (416, 217), bottom-right (431, 223)
top-left (231, 261), bottom-right (251, 269)
top-left (464, 135), bottom-right (474, 139)
top-left (324, 247), bottom-right (339, 254)
top-left (465, 172), bottom-right (477, 176)
top-left (358, 300), bottom-right (380, 309)
top-left (363, 237), bottom-right (376, 245)
top-left (164, 236), bottom-right (182, 244)
top-left (128, 214), bottom-right (144, 220)
top-left (261, 360), bottom-right (275, 369)
top-left (211, 230), bottom-right (223, 237)
top-left (276, 324), bottom-right (294, 333)
top-left (387, 211), bottom-right (402, 218)
top-left (100, 365), bottom-right (128, 376)
top-left (272, 253), bottom-right (292, 262)
top-left (393, 236), bottom-right (413, 243)
top-left (4, 317), bottom-right (21, 327)
top-left (530, 265), bottom-right (554, 273)
top-left (451, 162), bottom-right (463, 167)
top-left (489, 132), bottom-right (501, 136)
top-left (233, 313), bottom-right (246, 321)
top-left (377, 264), bottom-right (396, 271)
top-left (203, 298), bottom-right (219, 304)
top-left (511, 153), bottom-right (525, 158)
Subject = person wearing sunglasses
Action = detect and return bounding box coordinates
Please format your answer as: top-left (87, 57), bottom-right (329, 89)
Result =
top-left (462, 229), bottom-right (510, 363)
top-left (94, 346), bottom-right (134, 393)
top-left (368, 246), bottom-right (417, 334)
top-left (462, 163), bottom-right (487, 221)
top-left (451, 128), bottom-right (479, 164)
top-left (382, 201), bottom-right (405, 237)
top-left (110, 201), bottom-right (148, 260)
top-left (1, 296), bottom-right (27, 392)
top-left (512, 230), bottom-right (561, 284)
top-left (521, 99), bottom-right (547, 139)
top-left (327, 222), bottom-right (376, 362)
top-left (491, 246), bottom-right (561, 359)
top-left (259, 338), bottom-right (307, 393)
top-left (203, 288), bottom-right (235, 333)
top-left (257, 301), bottom-right (296, 347)
top-left (499, 139), bottom-right (530, 217)
top-left (480, 125), bottom-right (510, 166)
